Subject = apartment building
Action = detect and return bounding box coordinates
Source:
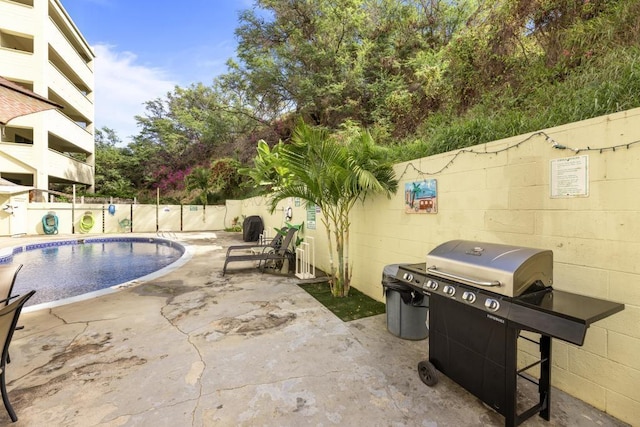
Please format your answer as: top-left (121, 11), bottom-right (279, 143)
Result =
top-left (0, 0), bottom-right (95, 198)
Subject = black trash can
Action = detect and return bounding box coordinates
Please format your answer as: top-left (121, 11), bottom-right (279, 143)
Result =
top-left (242, 216), bottom-right (264, 242)
top-left (382, 264), bottom-right (429, 340)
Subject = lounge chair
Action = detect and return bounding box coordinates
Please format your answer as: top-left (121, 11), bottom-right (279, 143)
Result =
top-left (0, 290), bottom-right (35, 422)
top-left (0, 265), bottom-right (22, 307)
top-left (224, 227), bottom-right (287, 255)
top-left (222, 227), bottom-right (297, 276)
top-left (0, 265), bottom-right (22, 364)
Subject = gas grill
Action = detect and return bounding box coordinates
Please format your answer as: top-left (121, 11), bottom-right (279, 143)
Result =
top-left (395, 240), bottom-right (624, 427)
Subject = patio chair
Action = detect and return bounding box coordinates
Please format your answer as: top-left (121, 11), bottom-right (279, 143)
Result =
top-left (0, 264), bottom-right (22, 365)
top-left (222, 227), bottom-right (297, 276)
top-left (0, 290), bottom-right (35, 422)
top-left (224, 226), bottom-right (287, 254)
top-left (0, 265), bottom-right (22, 307)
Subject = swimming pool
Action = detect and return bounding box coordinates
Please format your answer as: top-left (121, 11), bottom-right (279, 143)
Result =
top-left (0, 237), bottom-right (189, 310)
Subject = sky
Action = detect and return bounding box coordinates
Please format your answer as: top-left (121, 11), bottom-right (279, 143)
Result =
top-left (60, 0), bottom-right (254, 145)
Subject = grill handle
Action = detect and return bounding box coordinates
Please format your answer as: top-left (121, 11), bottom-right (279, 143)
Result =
top-left (427, 266), bottom-right (501, 288)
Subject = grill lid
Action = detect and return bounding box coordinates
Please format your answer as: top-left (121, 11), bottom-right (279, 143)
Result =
top-left (426, 240), bottom-right (553, 297)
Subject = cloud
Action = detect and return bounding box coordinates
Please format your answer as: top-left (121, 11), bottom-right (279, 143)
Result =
top-left (92, 44), bottom-right (176, 145)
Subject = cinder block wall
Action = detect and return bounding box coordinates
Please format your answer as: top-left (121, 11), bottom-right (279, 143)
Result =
top-left (344, 108), bottom-right (640, 424)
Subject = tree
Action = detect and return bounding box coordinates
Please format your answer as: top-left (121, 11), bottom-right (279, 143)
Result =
top-left (132, 82), bottom-right (260, 197)
top-left (244, 121), bottom-right (398, 297)
top-left (184, 158), bottom-right (246, 206)
top-left (209, 158), bottom-right (246, 201)
top-left (231, 0), bottom-right (477, 138)
top-left (94, 127), bottom-right (136, 198)
top-left (184, 166), bottom-right (213, 207)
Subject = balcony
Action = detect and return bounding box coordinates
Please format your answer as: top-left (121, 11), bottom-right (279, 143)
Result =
top-left (48, 63), bottom-right (93, 117)
top-left (0, 1), bottom-right (34, 34)
top-left (47, 110), bottom-right (94, 153)
top-left (0, 47), bottom-right (35, 80)
top-left (46, 19), bottom-right (92, 87)
top-left (0, 142), bottom-right (35, 174)
top-left (46, 149), bottom-right (93, 185)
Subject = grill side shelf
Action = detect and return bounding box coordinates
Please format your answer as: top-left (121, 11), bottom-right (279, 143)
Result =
top-left (509, 290), bottom-right (624, 346)
top-left (508, 304), bottom-right (587, 346)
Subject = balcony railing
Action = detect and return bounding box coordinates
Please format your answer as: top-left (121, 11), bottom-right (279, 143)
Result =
top-left (0, 1), bottom-right (34, 31)
top-left (0, 48), bottom-right (35, 80)
top-left (46, 149), bottom-right (93, 185)
top-left (0, 142), bottom-right (93, 185)
top-left (47, 110), bottom-right (94, 154)
top-left (0, 142), bottom-right (35, 174)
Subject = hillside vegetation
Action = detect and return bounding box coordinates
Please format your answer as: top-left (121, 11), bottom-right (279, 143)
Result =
top-left (89, 0), bottom-right (640, 203)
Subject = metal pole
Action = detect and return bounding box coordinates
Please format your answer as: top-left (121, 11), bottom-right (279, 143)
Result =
top-left (72, 184), bottom-right (76, 234)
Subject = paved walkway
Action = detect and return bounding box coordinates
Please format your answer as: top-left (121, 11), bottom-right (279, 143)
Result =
top-left (1, 232), bottom-right (629, 426)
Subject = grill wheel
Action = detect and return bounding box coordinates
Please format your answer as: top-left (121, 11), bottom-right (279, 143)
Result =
top-left (418, 360), bottom-right (438, 386)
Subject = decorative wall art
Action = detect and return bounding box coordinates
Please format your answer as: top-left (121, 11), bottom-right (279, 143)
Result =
top-left (404, 179), bottom-right (438, 214)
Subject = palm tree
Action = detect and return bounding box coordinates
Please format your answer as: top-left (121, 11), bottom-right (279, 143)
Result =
top-left (184, 166), bottom-right (212, 208)
top-left (244, 121), bottom-right (398, 297)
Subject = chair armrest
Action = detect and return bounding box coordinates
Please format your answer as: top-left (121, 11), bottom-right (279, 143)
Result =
top-left (0, 294), bottom-right (20, 305)
top-left (226, 243), bottom-right (273, 256)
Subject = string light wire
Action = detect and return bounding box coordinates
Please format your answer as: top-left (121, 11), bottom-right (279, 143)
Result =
top-left (397, 131), bottom-right (640, 180)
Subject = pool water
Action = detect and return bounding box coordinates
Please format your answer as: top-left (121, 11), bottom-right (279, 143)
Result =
top-left (3, 239), bottom-right (184, 307)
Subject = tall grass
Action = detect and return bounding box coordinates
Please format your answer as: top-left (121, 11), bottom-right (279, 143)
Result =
top-left (389, 46), bottom-right (640, 162)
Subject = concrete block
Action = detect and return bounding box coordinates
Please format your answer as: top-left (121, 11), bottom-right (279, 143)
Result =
top-left (508, 186), bottom-right (547, 210)
top-left (579, 325), bottom-right (608, 358)
top-left (595, 180), bottom-right (640, 211)
top-left (553, 239), bottom-right (640, 274)
top-left (609, 271), bottom-right (640, 306)
top-left (442, 190), bottom-right (495, 212)
top-left (598, 305), bottom-right (640, 340)
top-left (600, 147), bottom-right (640, 180)
top-left (569, 346), bottom-right (640, 402)
top-left (605, 389), bottom-right (640, 426)
top-left (534, 211), bottom-right (608, 240)
top-left (436, 210), bottom-right (485, 231)
top-left (606, 211), bottom-right (640, 243)
top-left (552, 264), bottom-right (609, 297)
top-left (552, 367), bottom-right (606, 410)
top-left (440, 169), bottom-right (486, 192)
top-left (505, 162), bottom-right (546, 187)
top-left (484, 210), bottom-right (535, 234)
top-left (552, 340), bottom-right (569, 370)
top-left (505, 134), bottom-right (549, 164)
top-left (608, 331), bottom-right (640, 371)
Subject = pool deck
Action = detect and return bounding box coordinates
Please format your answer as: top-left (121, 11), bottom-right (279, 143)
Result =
top-left (0, 232), bottom-right (630, 426)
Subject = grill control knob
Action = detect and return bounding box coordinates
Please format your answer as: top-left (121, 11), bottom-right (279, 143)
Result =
top-left (403, 273), bottom-right (414, 282)
top-left (485, 298), bottom-right (500, 312)
top-left (462, 291), bottom-right (476, 304)
top-left (425, 280), bottom-right (438, 290)
top-left (443, 285), bottom-right (456, 297)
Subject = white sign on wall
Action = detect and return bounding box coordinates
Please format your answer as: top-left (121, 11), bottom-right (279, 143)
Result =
top-left (550, 155), bottom-right (589, 198)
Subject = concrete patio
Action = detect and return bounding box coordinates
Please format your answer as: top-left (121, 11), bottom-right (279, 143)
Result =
top-left (1, 232), bottom-right (629, 426)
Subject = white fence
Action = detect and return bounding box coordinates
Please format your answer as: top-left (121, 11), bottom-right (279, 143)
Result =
top-left (0, 200), bottom-right (243, 236)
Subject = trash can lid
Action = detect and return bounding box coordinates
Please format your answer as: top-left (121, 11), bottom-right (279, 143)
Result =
top-left (382, 263), bottom-right (402, 278)
top-left (382, 279), bottom-right (412, 291)
top-left (382, 264), bottom-right (413, 290)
